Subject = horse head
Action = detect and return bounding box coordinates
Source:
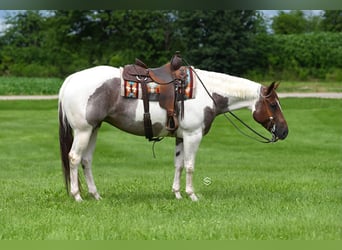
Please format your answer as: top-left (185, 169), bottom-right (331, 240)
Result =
top-left (253, 82), bottom-right (288, 141)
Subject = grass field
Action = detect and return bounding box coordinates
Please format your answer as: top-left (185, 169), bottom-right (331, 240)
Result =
top-left (0, 98), bottom-right (341, 240)
top-left (0, 76), bottom-right (341, 95)
top-left (0, 77), bottom-right (62, 95)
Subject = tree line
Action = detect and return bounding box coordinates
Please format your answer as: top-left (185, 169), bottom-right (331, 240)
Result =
top-left (0, 10), bottom-right (341, 81)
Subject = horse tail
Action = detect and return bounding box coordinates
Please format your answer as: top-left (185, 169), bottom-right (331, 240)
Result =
top-left (58, 101), bottom-right (73, 194)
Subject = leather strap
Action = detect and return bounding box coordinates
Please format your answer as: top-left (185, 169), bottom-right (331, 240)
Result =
top-left (140, 78), bottom-right (154, 141)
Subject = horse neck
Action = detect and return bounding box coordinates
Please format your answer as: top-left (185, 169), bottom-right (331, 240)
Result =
top-left (196, 69), bottom-right (261, 110)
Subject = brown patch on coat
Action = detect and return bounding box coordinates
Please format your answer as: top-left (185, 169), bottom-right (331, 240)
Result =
top-left (212, 93), bottom-right (229, 115)
top-left (202, 93), bottom-right (229, 135)
top-left (86, 78), bottom-right (163, 137)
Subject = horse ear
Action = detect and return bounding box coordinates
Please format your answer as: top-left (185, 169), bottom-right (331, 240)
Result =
top-left (266, 81), bottom-right (276, 96)
top-left (274, 82), bottom-right (280, 90)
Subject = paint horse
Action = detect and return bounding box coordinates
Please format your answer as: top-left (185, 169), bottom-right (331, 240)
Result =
top-left (58, 64), bottom-right (288, 202)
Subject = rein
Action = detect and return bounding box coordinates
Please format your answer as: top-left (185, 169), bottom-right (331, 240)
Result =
top-left (184, 58), bottom-right (276, 144)
top-left (223, 112), bottom-right (276, 143)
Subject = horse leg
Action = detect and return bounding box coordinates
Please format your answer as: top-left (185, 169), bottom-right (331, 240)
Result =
top-left (172, 137), bottom-right (184, 199)
top-left (81, 128), bottom-right (101, 200)
top-left (183, 129), bottom-right (202, 201)
top-left (69, 128), bottom-right (93, 202)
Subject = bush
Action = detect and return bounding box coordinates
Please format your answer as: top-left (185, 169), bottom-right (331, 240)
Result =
top-left (325, 68), bottom-right (342, 81)
top-left (8, 63), bottom-right (59, 77)
top-left (265, 32), bottom-right (342, 81)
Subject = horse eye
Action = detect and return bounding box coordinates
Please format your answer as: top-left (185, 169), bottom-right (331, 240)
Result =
top-left (270, 103), bottom-right (277, 110)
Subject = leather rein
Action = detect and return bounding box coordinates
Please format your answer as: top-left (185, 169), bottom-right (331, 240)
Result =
top-left (185, 58), bottom-right (277, 144)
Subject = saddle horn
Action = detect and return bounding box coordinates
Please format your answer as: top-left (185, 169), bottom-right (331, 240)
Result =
top-left (170, 51), bottom-right (182, 71)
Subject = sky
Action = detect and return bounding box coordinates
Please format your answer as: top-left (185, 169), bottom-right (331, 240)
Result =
top-left (0, 10), bottom-right (21, 33)
top-left (261, 10), bottom-right (323, 17)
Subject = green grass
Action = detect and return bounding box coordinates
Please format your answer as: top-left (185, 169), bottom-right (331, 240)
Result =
top-left (0, 76), bottom-right (341, 96)
top-left (0, 77), bottom-right (62, 95)
top-left (262, 80), bottom-right (342, 93)
top-left (0, 98), bottom-right (341, 239)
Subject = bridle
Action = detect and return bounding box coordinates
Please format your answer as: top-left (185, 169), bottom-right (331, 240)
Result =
top-left (188, 62), bottom-right (278, 144)
top-left (223, 93), bottom-right (279, 143)
top-left (254, 92), bottom-right (279, 142)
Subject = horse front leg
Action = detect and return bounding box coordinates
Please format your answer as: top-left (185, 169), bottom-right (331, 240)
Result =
top-left (183, 129), bottom-right (202, 201)
top-left (172, 137), bottom-right (184, 199)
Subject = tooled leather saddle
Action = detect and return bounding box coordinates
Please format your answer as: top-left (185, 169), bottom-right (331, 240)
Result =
top-left (122, 52), bottom-right (187, 141)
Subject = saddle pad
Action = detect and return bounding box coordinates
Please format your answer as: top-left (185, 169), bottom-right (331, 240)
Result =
top-left (120, 66), bottom-right (196, 101)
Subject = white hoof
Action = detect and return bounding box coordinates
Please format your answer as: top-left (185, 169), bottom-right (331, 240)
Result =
top-left (174, 191), bottom-right (182, 200)
top-left (91, 192), bottom-right (102, 201)
top-left (73, 193), bottom-right (83, 202)
top-left (189, 193), bottom-right (198, 202)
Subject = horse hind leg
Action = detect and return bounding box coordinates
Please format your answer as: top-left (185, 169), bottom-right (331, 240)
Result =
top-left (81, 128), bottom-right (101, 200)
top-left (68, 128), bottom-right (93, 202)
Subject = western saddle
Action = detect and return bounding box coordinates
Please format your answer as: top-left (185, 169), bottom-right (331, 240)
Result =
top-left (122, 52), bottom-right (187, 141)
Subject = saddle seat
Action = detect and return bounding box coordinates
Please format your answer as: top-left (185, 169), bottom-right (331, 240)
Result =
top-left (122, 52), bottom-right (186, 136)
top-left (125, 53), bottom-right (183, 84)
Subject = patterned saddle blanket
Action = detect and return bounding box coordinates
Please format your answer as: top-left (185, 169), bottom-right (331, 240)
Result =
top-left (120, 66), bottom-right (196, 101)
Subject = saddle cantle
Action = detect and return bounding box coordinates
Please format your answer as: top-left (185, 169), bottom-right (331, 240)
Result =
top-left (122, 52), bottom-right (187, 141)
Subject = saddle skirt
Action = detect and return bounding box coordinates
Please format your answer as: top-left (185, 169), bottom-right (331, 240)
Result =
top-left (120, 66), bottom-right (196, 101)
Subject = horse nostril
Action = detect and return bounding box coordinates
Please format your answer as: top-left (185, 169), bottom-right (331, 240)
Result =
top-left (281, 128), bottom-right (288, 139)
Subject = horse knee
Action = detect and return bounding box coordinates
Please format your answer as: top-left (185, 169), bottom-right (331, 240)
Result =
top-left (185, 165), bottom-right (194, 173)
top-left (69, 152), bottom-right (81, 166)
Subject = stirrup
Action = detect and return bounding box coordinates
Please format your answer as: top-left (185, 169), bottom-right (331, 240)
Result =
top-left (166, 114), bottom-right (179, 132)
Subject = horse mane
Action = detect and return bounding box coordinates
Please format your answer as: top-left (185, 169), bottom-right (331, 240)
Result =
top-left (195, 69), bottom-right (261, 100)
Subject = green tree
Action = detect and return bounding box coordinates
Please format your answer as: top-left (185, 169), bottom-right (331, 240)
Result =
top-left (0, 10), bottom-right (267, 77)
top-left (321, 10), bottom-right (342, 32)
top-left (105, 10), bottom-right (178, 66)
top-left (0, 11), bottom-right (55, 76)
top-left (307, 15), bottom-right (323, 32)
top-left (272, 10), bottom-right (308, 34)
top-left (176, 10), bottom-right (264, 75)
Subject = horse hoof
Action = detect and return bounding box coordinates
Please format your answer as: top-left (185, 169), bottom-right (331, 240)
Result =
top-left (74, 194), bottom-right (83, 202)
top-left (189, 193), bottom-right (198, 202)
top-left (91, 192), bottom-right (102, 200)
top-left (174, 192), bottom-right (182, 200)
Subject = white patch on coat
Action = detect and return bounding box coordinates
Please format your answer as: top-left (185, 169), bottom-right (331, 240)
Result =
top-left (59, 66), bottom-right (121, 128)
top-left (195, 69), bottom-right (261, 111)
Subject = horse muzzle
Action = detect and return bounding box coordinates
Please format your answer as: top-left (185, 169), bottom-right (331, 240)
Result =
top-left (271, 123), bottom-right (288, 141)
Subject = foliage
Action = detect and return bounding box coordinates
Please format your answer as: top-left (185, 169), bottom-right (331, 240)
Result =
top-left (321, 10), bottom-right (342, 32)
top-left (264, 32), bottom-right (342, 81)
top-left (0, 10), bottom-right (268, 78)
top-left (0, 98), bottom-right (341, 239)
top-left (272, 10), bottom-right (308, 34)
top-left (176, 10), bottom-right (265, 75)
top-left (0, 10), bottom-right (341, 81)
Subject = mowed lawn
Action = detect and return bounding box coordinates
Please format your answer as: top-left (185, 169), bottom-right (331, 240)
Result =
top-left (0, 98), bottom-right (341, 239)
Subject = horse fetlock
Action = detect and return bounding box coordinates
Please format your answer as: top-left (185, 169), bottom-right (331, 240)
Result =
top-left (186, 186), bottom-right (198, 201)
top-left (172, 186), bottom-right (182, 199)
top-left (185, 185), bottom-right (194, 194)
